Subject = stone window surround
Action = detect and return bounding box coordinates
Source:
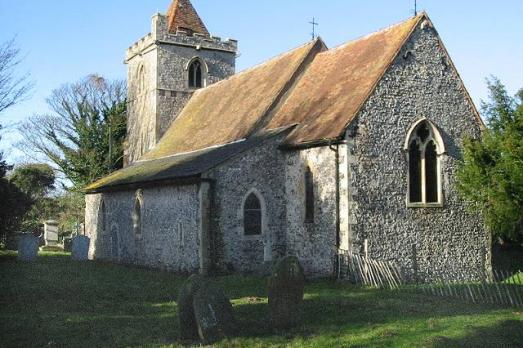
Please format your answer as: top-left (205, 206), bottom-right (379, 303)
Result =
top-left (240, 188), bottom-right (266, 239)
top-left (185, 56), bottom-right (208, 89)
top-left (404, 118), bottom-right (446, 208)
top-left (133, 189), bottom-right (144, 239)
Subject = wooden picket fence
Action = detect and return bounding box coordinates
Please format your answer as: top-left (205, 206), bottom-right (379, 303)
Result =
top-left (337, 250), bottom-right (404, 290)
top-left (419, 269), bottom-right (523, 307)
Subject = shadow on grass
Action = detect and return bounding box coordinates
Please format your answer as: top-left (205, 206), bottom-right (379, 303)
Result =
top-left (427, 320), bottom-right (523, 348)
top-left (1, 251), bottom-right (521, 348)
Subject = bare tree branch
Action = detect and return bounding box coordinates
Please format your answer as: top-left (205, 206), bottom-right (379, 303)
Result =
top-left (0, 38), bottom-right (33, 114)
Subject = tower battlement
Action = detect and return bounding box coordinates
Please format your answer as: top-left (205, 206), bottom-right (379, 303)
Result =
top-left (124, 2), bottom-right (237, 165)
top-left (126, 14), bottom-right (237, 62)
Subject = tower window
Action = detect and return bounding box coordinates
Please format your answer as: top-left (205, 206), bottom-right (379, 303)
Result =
top-left (244, 192), bottom-right (262, 236)
top-left (305, 166), bottom-right (315, 223)
top-left (188, 59), bottom-right (203, 88)
top-left (405, 120), bottom-right (445, 206)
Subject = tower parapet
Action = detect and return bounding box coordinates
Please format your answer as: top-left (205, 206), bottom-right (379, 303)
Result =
top-left (124, 1), bottom-right (237, 165)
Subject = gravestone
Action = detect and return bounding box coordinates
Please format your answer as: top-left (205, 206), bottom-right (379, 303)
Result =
top-left (71, 235), bottom-right (90, 261)
top-left (178, 274), bottom-right (207, 340)
top-left (177, 275), bottom-right (235, 344)
top-left (17, 234), bottom-right (39, 262)
top-left (44, 220), bottom-right (59, 246)
top-left (193, 281), bottom-right (235, 344)
top-left (267, 256), bottom-right (305, 329)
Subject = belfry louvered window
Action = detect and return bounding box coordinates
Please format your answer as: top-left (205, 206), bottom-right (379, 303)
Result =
top-left (406, 119), bottom-right (445, 206)
top-left (188, 60), bottom-right (203, 88)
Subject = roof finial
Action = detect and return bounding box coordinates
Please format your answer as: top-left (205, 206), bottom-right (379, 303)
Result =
top-left (309, 17), bottom-right (319, 40)
top-left (414, 0), bottom-right (418, 16)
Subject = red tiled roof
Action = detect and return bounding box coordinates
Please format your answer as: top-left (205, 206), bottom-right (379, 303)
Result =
top-left (142, 39), bottom-right (325, 160)
top-left (167, 0), bottom-right (209, 36)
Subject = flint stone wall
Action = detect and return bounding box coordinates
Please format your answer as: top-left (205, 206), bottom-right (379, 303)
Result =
top-left (207, 134), bottom-right (288, 274)
top-left (85, 185), bottom-right (201, 273)
top-left (344, 21), bottom-right (489, 282)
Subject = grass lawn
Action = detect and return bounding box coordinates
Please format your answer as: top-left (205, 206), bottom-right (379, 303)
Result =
top-left (0, 251), bottom-right (522, 347)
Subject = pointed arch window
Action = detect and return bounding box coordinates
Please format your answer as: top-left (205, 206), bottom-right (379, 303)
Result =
top-left (305, 166), bottom-right (315, 223)
top-left (132, 192), bottom-right (143, 237)
top-left (188, 59), bottom-right (203, 89)
top-left (244, 193), bottom-right (262, 236)
top-left (405, 119), bottom-right (445, 207)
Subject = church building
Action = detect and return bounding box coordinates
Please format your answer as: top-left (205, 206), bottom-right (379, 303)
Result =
top-left (85, 0), bottom-right (490, 281)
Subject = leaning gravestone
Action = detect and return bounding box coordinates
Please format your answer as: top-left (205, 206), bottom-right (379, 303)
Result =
top-left (192, 280), bottom-right (235, 344)
top-left (17, 234), bottom-right (39, 262)
top-left (178, 274), bottom-right (207, 340)
top-left (267, 256), bottom-right (305, 329)
top-left (71, 235), bottom-right (90, 261)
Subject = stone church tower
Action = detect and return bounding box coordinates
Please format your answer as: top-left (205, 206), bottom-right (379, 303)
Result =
top-left (124, 0), bottom-right (237, 164)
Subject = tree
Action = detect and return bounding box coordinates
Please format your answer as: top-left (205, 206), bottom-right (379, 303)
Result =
top-left (9, 163), bottom-right (57, 233)
top-left (0, 38), bottom-right (33, 114)
top-left (18, 75), bottom-right (126, 188)
top-left (457, 77), bottom-right (523, 243)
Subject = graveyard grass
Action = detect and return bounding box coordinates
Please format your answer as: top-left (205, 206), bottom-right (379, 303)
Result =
top-left (1, 251), bottom-right (522, 348)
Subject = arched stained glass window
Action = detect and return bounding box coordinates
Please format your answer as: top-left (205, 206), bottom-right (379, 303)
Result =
top-left (244, 193), bottom-right (262, 236)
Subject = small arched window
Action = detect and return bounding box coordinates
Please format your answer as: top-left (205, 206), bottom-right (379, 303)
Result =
top-left (137, 65), bottom-right (146, 95)
top-left (244, 193), bottom-right (262, 236)
top-left (188, 59), bottom-right (203, 88)
top-left (132, 193), bottom-right (143, 237)
top-left (405, 120), bottom-right (445, 206)
top-left (305, 166), bottom-right (315, 223)
top-left (100, 200), bottom-right (107, 234)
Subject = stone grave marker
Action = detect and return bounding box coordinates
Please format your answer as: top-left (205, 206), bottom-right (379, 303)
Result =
top-left (267, 255), bottom-right (305, 329)
top-left (71, 235), bottom-right (90, 261)
top-left (177, 274), bottom-right (235, 344)
top-left (44, 220), bottom-right (59, 246)
top-left (17, 234), bottom-right (39, 262)
top-left (193, 280), bottom-right (235, 344)
top-left (178, 274), bottom-right (207, 340)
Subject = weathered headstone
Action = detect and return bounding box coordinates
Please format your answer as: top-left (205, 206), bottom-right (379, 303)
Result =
top-left (71, 235), bottom-right (90, 261)
top-left (17, 234), bottom-right (39, 262)
top-left (177, 275), bottom-right (235, 344)
top-left (44, 220), bottom-right (59, 246)
top-left (268, 256), bottom-right (305, 329)
top-left (177, 275), bottom-right (207, 340)
top-left (193, 281), bottom-right (235, 344)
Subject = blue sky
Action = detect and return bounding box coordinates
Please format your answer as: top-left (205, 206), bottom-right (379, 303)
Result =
top-left (0, 0), bottom-right (522, 164)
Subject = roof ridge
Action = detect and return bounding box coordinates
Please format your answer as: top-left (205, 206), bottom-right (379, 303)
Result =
top-left (323, 13), bottom-right (425, 55)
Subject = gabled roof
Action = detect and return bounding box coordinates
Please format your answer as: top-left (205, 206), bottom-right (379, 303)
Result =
top-left (88, 12), bottom-right (473, 193)
top-left (269, 14), bottom-right (423, 146)
top-left (141, 39), bottom-right (325, 160)
top-left (167, 0), bottom-right (209, 36)
top-left (85, 127), bottom-right (294, 193)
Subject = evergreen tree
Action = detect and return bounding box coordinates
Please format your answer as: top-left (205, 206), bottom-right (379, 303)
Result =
top-left (457, 77), bottom-right (523, 242)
